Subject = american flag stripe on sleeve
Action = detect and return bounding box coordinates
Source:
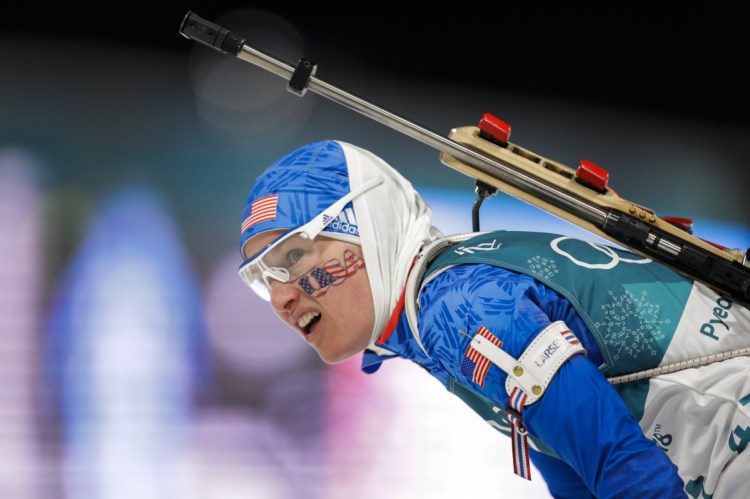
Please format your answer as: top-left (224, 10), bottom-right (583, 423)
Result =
top-left (561, 329), bottom-right (581, 345)
top-left (242, 194), bottom-right (278, 232)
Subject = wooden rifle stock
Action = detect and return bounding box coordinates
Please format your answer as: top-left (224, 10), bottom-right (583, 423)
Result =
top-left (179, 11), bottom-right (750, 307)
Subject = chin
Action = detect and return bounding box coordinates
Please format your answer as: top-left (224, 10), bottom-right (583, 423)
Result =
top-left (317, 348), bottom-right (358, 365)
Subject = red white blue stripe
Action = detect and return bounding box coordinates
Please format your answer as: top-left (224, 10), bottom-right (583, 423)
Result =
top-left (509, 386), bottom-right (528, 412)
top-left (508, 386), bottom-right (532, 480)
top-left (511, 423), bottom-right (531, 480)
top-left (561, 329), bottom-right (581, 345)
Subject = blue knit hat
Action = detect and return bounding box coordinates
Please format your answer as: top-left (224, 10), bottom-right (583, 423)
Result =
top-left (239, 140), bottom-right (360, 258)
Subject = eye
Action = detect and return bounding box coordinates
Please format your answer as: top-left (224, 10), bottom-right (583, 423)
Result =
top-left (286, 247), bottom-right (305, 266)
top-left (283, 242), bottom-right (315, 270)
top-left (265, 235), bottom-right (318, 277)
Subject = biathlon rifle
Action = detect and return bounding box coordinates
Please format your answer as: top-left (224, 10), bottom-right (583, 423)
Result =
top-left (179, 11), bottom-right (750, 308)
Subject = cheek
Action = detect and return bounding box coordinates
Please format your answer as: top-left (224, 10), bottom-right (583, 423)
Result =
top-left (298, 250), bottom-right (367, 298)
top-left (321, 261), bottom-right (374, 328)
top-left (342, 270), bottom-right (375, 331)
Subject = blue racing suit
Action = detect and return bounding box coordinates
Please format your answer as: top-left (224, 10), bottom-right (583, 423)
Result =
top-left (361, 230), bottom-right (698, 498)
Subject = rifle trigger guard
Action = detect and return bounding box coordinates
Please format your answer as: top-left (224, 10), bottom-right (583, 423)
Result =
top-left (288, 58), bottom-right (317, 96)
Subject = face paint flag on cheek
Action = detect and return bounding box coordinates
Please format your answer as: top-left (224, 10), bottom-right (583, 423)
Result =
top-left (325, 250), bottom-right (365, 281)
top-left (344, 250), bottom-right (365, 273)
top-left (298, 268), bottom-right (334, 297)
top-left (298, 251), bottom-right (367, 298)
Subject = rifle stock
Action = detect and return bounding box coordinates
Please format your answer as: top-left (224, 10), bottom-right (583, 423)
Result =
top-left (179, 11), bottom-right (750, 307)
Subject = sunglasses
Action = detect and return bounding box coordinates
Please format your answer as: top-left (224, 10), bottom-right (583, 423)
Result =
top-left (238, 175), bottom-right (383, 300)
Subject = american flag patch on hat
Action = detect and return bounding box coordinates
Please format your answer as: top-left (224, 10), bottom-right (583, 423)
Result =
top-left (242, 194), bottom-right (278, 232)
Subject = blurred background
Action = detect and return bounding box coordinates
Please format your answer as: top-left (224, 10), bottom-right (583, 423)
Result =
top-left (1, 4), bottom-right (748, 498)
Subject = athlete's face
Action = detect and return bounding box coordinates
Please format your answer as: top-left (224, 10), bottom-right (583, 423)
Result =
top-left (243, 230), bottom-right (375, 364)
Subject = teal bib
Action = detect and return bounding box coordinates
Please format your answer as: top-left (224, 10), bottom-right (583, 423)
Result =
top-left (422, 231), bottom-right (696, 438)
top-left (425, 231), bottom-right (694, 376)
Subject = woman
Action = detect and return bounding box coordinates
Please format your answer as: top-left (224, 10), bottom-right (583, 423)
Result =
top-left (237, 139), bottom-right (750, 498)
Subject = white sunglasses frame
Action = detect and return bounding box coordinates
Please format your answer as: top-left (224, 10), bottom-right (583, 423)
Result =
top-left (238, 175), bottom-right (384, 300)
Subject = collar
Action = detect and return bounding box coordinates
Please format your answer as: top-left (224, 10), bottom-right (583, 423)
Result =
top-left (361, 257), bottom-right (416, 374)
top-left (375, 279), bottom-right (408, 346)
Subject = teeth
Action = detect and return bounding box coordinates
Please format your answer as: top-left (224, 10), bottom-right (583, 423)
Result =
top-left (297, 312), bottom-right (320, 329)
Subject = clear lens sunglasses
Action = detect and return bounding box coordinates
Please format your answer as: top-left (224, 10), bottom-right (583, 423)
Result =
top-left (238, 175), bottom-right (383, 300)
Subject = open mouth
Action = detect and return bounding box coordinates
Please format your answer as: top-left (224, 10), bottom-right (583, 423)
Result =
top-left (297, 311), bottom-right (321, 335)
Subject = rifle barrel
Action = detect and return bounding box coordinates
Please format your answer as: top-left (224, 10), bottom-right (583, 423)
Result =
top-left (179, 11), bottom-right (750, 306)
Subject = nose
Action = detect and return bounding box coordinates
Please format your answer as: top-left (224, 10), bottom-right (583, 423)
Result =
top-left (269, 279), bottom-right (300, 313)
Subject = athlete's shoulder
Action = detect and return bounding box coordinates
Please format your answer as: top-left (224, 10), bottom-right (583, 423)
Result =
top-left (420, 262), bottom-right (535, 306)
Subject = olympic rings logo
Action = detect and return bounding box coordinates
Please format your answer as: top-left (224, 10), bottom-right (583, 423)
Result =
top-left (550, 236), bottom-right (651, 269)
